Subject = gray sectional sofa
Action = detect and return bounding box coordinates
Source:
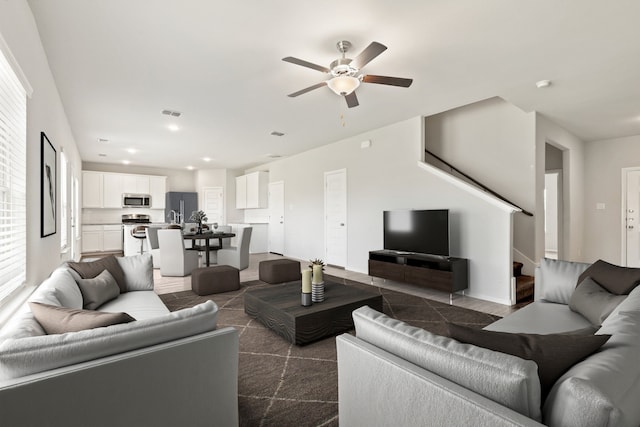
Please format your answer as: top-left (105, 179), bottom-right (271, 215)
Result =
top-left (337, 258), bottom-right (640, 427)
top-left (0, 254), bottom-right (239, 427)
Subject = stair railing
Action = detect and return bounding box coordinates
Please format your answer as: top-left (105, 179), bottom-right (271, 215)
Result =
top-left (425, 149), bottom-right (534, 217)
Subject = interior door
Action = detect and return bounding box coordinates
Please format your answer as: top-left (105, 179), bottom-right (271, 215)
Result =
top-left (202, 187), bottom-right (224, 225)
top-left (324, 169), bottom-right (347, 267)
top-left (624, 169), bottom-right (640, 267)
top-left (268, 181), bottom-right (285, 255)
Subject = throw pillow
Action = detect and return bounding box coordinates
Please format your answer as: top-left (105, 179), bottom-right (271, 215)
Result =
top-left (116, 253), bottom-right (154, 291)
top-left (446, 322), bottom-right (611, 399)
top-left (569, 276), bottom-right (627, 326)
top-left (68, 255), bottom-right (127, 293)
top-left (28, 302), bottom-right (134, 335)
top-left (538, 258), bottom-right (591, 304)
top-left (75, 269), bottom-right (120, 310)
top-left (577, 259), bottom-right (640, 295)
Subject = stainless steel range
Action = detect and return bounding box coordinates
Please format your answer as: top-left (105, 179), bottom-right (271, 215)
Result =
top-left (122, 214), bottom-right (151, 256)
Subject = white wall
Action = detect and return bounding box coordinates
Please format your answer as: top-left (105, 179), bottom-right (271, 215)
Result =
top-left (535, 114), bottom-right (585, 262)
top-left (583, 135), bottom-right (640, 264)
top-left (0, 0), bottom-right (82, 286)
top-left (259, 117), bottom-right (515, 304)
top-left (424, 97), bottom-right (537, 260)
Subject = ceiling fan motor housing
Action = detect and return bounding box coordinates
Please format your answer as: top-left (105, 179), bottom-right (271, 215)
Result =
top-left (330, 58), bottom-right (359, 78)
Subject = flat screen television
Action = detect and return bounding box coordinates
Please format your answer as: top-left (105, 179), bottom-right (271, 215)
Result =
top-left (383, 209), bottom-right (449, 256)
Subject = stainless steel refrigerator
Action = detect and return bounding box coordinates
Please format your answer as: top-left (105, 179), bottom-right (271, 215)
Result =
top-left (165, 192), bottom-right (198, 224)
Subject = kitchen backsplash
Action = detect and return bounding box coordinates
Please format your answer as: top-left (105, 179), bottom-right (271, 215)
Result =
top-left (83, 208), bottom-right (166, 224)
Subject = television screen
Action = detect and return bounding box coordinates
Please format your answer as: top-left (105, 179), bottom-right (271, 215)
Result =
top-left (383, 209), bottom-right (449, 256)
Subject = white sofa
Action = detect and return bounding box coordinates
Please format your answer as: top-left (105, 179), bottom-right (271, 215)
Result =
top-left (0, 254), bottom-right (239, 427)
top-left (337, 258), bottom-right (640, 427)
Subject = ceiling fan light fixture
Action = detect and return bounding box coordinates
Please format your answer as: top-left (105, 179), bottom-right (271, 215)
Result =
top-left (327, 75), bottom-right (361, 96)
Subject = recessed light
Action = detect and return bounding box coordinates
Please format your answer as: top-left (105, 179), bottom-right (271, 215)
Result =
top-left (122, 160), bottom-right (131, 165)
top-left (126, 148), bottom-right (138, 154)
top-left (203, 157), bottom-right (212, 162)
top-left (168, 124), bottom-right (180, 132)
top-left (536, 79), bottom-right (551, 88)
top-left (186, 165), bottom-right (194, 170)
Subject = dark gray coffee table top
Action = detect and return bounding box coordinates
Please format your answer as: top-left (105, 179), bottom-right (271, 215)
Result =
top-left (244, 281), bottom-right (383, 345)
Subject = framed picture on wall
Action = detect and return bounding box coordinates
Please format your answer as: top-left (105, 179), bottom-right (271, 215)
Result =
top-left (41, 132), bottom-right (56, 237)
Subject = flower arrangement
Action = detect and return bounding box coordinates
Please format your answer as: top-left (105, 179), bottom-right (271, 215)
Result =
top-left (189, 210), bottom-right (208, 233)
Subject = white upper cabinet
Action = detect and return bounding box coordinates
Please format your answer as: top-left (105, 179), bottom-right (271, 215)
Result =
top-left (82, 171), bottom-right (166, 209)
top-left (236, 171), bottom-right (268, 209)
top-left (122, 174), bottom-right (150, 194)
top-left (103, 173), bottom-right (124, 208)
top-left (82, 171), bottom-right (103, 208)
top-left (149, 176), bottom-right (167, 209)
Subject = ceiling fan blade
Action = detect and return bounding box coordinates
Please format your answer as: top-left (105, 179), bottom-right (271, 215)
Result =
top-left (362, 74), bottom-right (413, 87)
top-left (351, 42), bottom-right (387, 69)
top-left (345, 91), bottom-right (359, 108)
top-left (287, 81), bottom-right (328, 97)
top-left (282, 56), bottom-right (330, 73)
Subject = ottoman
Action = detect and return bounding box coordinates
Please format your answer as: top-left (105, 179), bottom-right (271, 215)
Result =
top-left (192, 265), bottom-right (240, 296)
top-left (259, 259), bottom-right (302, 284)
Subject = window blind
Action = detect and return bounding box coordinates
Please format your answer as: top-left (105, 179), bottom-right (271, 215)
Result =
top-left (0, 49), bottom-right (27, 305)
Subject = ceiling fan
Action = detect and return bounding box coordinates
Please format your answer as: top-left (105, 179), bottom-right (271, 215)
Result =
top-left (283, 40), bottom-right (413, 108)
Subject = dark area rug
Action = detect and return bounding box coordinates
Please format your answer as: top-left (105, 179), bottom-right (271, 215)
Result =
top-left (159, 275), bottom-right (500, 427)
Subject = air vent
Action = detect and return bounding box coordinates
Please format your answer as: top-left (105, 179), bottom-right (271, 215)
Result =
top-left (270, 131), bottom-right (285, 137)
top-left (98, 138), bottom-right (109, 143)
top-left (161, 109), bottom-right (182, 117)
top-left (267, 154), bottom-right (282, 159)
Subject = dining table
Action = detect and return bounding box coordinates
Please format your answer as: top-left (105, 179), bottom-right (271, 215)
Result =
top-left (183, 231), bottom-right (235, 267)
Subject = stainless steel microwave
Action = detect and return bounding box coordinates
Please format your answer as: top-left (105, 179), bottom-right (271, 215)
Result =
top-left (122, 193), bottom-right (151, 208)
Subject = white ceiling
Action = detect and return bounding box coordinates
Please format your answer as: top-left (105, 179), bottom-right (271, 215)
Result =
top-left (27, 0), bottom-right (640, 171)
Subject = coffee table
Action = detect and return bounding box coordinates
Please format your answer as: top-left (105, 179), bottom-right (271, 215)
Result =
top-left (244, 280), bottom-right (383, 345)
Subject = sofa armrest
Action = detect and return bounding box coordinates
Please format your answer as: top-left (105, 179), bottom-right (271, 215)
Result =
top-left (337, 334), bottom-right (544, 427)
top-left (0, 327), bottom-right (239, 427)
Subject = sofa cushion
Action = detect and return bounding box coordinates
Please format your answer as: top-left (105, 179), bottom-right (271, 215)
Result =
top-left (569, 277), bottom-right (626, 326)
top-left (68, 255), bottom-right (127, 293)
top-left (116, 254), bottom-right (154, 291)
top-left (0, 300), bottom-right (218, 381)
top-left (538, 258), bottom-right (591, 304)
top-left (544, 312), bottom-right (640, 427)
top-left (352, 306), bottom-right (543, 421)
top-left (485, 301), bottom-right (593, 334)
top-left (47, 268), bottom-right (83, 309)
top-left (28, 302), bottom-right (134, 334)
top-left (446, 322), bottom-right (611, 399)
top-left (578, 259), bottom-right (640, 295)
top-left (76, 269), bottom-right (121, 310)
top-left (98, 290), bottom-right (169, 320)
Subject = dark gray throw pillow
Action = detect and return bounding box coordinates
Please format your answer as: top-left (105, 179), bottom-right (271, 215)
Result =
top-left (68, 255), bottom-right (127, 293)
top-left (569, 276), bottom-right (627, 326)
top-left (28, 302), bottom-right (135, 335)
top-left (577, 259), bottom-right (640, 295)
top-left (76, 269), bottom-right (120, 310)
top-left (446, 323), bottom-right (610, 399)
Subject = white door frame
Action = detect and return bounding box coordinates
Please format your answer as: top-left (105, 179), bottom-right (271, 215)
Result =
top-left (324, 168), bottom-right (347, 267)
top-left (268, 181), bottom-right (285, 255)
top-left (621, 166), bottom-right (640, 265)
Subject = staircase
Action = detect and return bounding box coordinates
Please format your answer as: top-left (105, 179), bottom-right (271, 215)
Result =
top-left (513, 262), bottom-right (534, 304)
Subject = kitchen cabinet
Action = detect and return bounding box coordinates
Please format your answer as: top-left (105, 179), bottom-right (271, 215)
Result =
top-left (248, 223), bottom-right (268, 254)
top-left (236, 171), bottom-right (268, 209)
top-left (82, 225), bottom-right (123, 253)
top-left (82, 171), bottom-right (166, 209)
top-left (122, 174), bottom-right (150, 194)
top-left (82, 171), bottom-right (103, 208)
top-left (103, 173), bottom-right (124, 208)
top-left (150, 176), bottom-right (167, 209)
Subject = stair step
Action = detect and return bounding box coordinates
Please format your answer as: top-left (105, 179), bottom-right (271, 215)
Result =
top-left (513, 261), bottom-right (524, 277)
top-left (515, 275), bottom-right (534, 303)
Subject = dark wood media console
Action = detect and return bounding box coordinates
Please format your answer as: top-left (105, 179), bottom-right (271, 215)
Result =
top-left (369, 250), bottom-right (469, 294)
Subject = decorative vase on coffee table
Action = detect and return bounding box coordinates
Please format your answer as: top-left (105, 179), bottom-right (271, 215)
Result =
top-left (312, 264), bottom-right (324, 302)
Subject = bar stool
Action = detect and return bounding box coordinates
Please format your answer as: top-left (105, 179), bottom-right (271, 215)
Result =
top-left (131, 225), bottom-right (148, 255)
